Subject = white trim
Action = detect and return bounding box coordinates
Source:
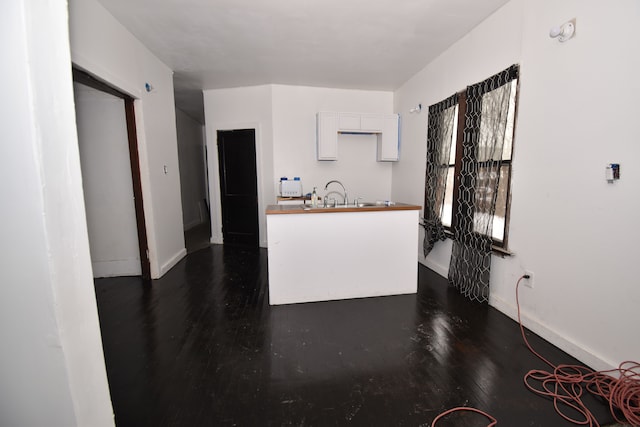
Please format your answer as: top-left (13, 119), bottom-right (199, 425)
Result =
top-left (489, 295), bottom-right (617, 372)
top-left (183, 218), bottom-right (202, 231)
top-left (419, 256), bottom-right (616, 372)
top-left (71, 53), bottom-right (142, 101)
top-left (205, 122), bottom-right (222, 245)
top-left (91, 260), bottom-right (141, 278)
top-left (419, 257), bottom-right (449, 278)
top-left (159, 248), bottom-right (187, 276)
top-left (132, 98), bottom-right (159, 279)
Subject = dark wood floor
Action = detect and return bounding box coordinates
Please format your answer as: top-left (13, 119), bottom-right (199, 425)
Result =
top-left (184, 222), bottom-right (212, 254)
top-left (94, 244), bottom-right (616, 427)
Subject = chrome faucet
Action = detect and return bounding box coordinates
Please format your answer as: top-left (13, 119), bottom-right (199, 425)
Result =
top-left (324, 180), bottom-right (348, 206)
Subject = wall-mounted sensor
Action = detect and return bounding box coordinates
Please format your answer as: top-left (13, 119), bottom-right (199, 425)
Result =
top-left (606, 163), bottom-right (620, 183)
top-left (409, 103), bottom-right (422, 114)
top-left (550, 19), bottom-right (576, 42)
top-left (145, 82), bottom-right (154, 92)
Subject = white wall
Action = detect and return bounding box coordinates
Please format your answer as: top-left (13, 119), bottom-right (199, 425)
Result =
top-left (393, 0), bottom-right (640, 371)
top-left (69, 0), bottom-right (186, 278)
top-left (0, 0), bottom-right (113, 425)
top-left (393, 0), bottom-right (523, 276)
top-left (203, 84), bottom-right (394, 247)
top-left (75, 83), bottom-right (142, 277)
top-left (271, 85), bottom-right (394, 202)
top-left (176, 108), bottom-right (208, 230)
top-left (203, 85), bottom-right (275, 247)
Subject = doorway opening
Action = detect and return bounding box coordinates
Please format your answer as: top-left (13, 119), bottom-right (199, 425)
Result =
top-left (217, 129), bottom-right (259, 247)
top-left (72, 68), bottom-right (151, 280)
top-left (175, 108), bottom-right (211, 254)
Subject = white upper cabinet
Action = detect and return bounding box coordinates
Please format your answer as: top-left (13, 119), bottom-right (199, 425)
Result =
top-left (338, 113), bottom-right (385, 133)
top-left (338, 113), bottom-right (361, 132)
top-left (360, 114), bottom-right (384, 132)
top-left (316, 112), bottom-right (338, 160)
top-left (317, 112), bottom-right (399, 161)
top-left (377, 114), bottom-right (400, 162)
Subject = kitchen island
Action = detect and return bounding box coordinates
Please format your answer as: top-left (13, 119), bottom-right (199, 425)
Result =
top-left (266, 203), bottom-right (421, 305)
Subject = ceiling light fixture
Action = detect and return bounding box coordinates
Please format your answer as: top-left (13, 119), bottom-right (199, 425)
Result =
top-left (549, 19), bottom-right (576, 42)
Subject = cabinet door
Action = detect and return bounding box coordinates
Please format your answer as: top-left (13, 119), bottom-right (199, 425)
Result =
top-left (377, 114), bottom-right (399, 161)
top-left (317, 112), bottom-right (338, 160)
top-left (360, 114), bottom-right (383, 132)
top-left (338, 113), bottom-right (361, 131)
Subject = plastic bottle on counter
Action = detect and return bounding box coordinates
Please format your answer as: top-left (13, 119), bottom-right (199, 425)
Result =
top-left (278, 177), bottom-right (287, 196)
top-left (311, 187), bottom-right (318, 207)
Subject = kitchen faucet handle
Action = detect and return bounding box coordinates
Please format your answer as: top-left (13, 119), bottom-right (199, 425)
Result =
top-left (353, 197), bottom-right (363, 206)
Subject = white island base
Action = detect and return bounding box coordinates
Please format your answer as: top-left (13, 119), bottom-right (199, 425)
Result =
top-left (266, 205), bottom-right (419, 305)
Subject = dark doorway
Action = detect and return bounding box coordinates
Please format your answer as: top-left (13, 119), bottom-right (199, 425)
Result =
top-left (217, 129), bottom-right (259, 247)
top-left (72, 68), bottom-right (151, 280)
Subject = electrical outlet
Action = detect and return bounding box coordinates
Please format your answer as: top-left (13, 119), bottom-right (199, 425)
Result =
top-left (523, 271), bottom-right (534, 288)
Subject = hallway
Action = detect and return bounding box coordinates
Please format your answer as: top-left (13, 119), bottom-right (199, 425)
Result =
top-left (94, 246), bottom-right (616, 426)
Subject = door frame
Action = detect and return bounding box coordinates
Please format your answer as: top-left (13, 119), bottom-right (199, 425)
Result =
top-left (72, 68), bottom-right (151, 280)
top-left (206, 122), bottom-right (266, 247)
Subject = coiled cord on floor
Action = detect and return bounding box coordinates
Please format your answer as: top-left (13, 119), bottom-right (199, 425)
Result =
top-left (515, 275), bottom-right (640, 427)
top-left (431, 276), bottom-right (640, 427)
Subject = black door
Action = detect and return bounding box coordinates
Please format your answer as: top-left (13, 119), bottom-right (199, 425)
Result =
top-left (217, 129), bottom-right (259, 247)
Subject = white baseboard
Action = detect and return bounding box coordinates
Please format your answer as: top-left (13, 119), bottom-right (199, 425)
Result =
top-left (206, 236), bottom-right (265, 247)
top-left (92, 259), bottom-right (141, 278)
top-left (417, 257), bottom-right (617, 373)
top-left (158, 248), bottom-right (187, 277)
top-left (184, 219), bottom-right (202, 231)
top-left (419, 257), bottom-right (449, 278)
top-left (489, 295), bottom-right (616, 372)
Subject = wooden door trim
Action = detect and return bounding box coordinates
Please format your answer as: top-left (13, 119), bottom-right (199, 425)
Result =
top-left (72, 67), bottom-right (151, 280)
top-left (123, 99), bottom-right (151, 280)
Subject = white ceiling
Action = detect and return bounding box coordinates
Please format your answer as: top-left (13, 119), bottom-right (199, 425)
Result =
top-left (98, 0), bottom-right (510, 123)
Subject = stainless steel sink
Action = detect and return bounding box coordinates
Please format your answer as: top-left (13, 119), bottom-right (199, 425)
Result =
top-left (301, 205), bottom-right (351, 210)
top-left (301, 202), bottom-right (381, 210)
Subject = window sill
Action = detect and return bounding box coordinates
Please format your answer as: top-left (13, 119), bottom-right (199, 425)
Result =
top-left (442, 230), bottom-right (513, 257)
top-left (491, 245), bottom-right (513, 258)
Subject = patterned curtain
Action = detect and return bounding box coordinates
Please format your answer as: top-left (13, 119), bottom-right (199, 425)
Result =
top-left (448, 64), bottom-right (519, 302)
top-left (423, 94), bottom-right (458, 257)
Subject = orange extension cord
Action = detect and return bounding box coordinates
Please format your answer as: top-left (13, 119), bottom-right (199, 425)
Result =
top-left (430, 406), bottom-right (497, 426)
top-left (431, 276), bottom-right (640, 427)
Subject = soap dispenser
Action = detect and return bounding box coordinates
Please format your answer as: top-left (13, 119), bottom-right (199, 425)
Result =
top-left (311, 187), bottom-right (318, 207)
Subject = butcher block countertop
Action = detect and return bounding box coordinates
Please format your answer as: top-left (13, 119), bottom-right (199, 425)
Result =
top-left (266, 203), bottom-right (421, 215)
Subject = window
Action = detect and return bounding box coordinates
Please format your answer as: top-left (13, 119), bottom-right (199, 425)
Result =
top-left (430, 67), bottom-right (519, 250)
top-left (440, 104), bottom-right (458, 229)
